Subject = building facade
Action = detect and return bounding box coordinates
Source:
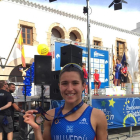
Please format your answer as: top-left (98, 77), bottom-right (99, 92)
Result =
top-left (0, 0), bottom-right (140, 86)
top-left (132, 22), bottom-right (140, 34)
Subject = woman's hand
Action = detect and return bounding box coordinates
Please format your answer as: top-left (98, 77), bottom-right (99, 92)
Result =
top-left (23, 110), bottom-right (40, 129)
top-left (124, 74), bottom-right (127, 77)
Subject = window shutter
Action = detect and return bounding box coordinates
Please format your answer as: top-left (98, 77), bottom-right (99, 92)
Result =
top-left (119, 43), bottom-right (124, 56)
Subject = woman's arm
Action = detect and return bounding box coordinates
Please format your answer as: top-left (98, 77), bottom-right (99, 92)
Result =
top-left (91, 108), bottom-right (108, 140)
top-left (24, 109), bottom-right (55, 140)
top-left (121, 69), bottom-right (124, 74)
top-left (42, 109), bottom-right (55, 140)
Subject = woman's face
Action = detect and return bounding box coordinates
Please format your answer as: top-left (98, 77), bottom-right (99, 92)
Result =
top-left (95, 70), bottom-right (98, 73)
top-left (59, 71), bottom-right (85, 104)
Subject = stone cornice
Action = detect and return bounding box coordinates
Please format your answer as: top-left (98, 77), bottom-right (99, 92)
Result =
top-left (3, 0), bottom-right (140, 37)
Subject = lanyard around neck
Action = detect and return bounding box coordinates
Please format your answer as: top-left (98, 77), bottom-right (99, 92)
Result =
top-left (54, 100), bottom-right (84, 120)
top-left (35, 100), bottom-right (84, 123)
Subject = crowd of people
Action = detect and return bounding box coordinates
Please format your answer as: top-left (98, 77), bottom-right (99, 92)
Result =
top-left (0, 80), bottom-right (25, 140)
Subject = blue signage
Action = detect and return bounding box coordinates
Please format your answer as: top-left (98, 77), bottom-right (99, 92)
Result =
top-left (92, 97), bottom-right (140, 129)
top-left (54, 42), bottom-right (109, 89)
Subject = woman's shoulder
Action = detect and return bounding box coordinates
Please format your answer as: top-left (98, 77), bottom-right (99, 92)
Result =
top-left (91, 108), bottom-right (106, 121)
top-left (47, 108), bottom-right (55, 114)
top-left (46, 107), bottom-right (60, 120)
top-left (90, 108), bottom-right (107, 131)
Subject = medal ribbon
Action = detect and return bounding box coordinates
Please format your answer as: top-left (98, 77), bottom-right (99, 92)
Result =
top-left (34, 100), bottom-right (84, 124)
top-left (54, 100), bottom-right (84, 120)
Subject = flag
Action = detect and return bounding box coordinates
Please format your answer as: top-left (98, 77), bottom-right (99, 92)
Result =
top-left (17, 30), bottom-right (26, 67)
top-left (121, 52), bottom-right (126, 66)
top-left (98, 80), bottom-right (101, 89)
top-left (113, 54), bottom-right (115, 71)
top-left (112, 54), bottom-right (115, 85)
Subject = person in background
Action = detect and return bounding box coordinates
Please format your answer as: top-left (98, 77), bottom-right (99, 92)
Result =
top-left (121, 62), bottom-right (128, 90)
top-left (23, 63), bottom-right (107, 140)
top-left (74, 39), bottom-right (80, 45)
top-left (8, 83), bottom-right (25, 115)
top-left (3, 83), bottom-right (25, 140)
top-left (82, 63), bottom-right (88, 95)
top-left (114, 58), bottom-right (122, 86)
top-left (0, 80), bottom-right (13, 140)
top-left (93, 69), bottom-right (100, 96)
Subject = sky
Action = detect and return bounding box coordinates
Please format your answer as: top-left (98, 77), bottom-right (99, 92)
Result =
top-left (29, 0), bottom-right (140, 30)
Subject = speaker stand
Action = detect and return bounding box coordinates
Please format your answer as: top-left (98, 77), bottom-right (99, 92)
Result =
top-left (40, 85), bottom-right (45, 109)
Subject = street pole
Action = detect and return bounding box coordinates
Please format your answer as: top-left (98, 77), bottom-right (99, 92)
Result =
top-left (86, 0), bottom-right (92, 106)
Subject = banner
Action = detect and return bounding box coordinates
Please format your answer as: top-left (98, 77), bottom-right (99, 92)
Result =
top-left (92, 97), bottom-right (140, 129)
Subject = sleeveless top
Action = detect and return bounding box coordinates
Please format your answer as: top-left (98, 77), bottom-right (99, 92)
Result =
top-left (115, 63), bottom-right (122, 73)
top-left (51, 106), bottom-right (96, 140)
top-left (122, 67), bottom-right (127, 74)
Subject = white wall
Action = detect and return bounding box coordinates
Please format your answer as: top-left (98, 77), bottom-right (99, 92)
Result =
top-left (0, 0), bottom-right (139, 82)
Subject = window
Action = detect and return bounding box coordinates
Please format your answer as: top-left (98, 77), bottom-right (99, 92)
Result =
top-left (117, 41), bottom-right (125, 59)
top-left (21, 26), bottom-right (33, 45)
top-left (70, 32), bottom-right (77, 41)
top-left (94, 40), bottom-right (101, 46)
top-left (52, 28), bottom-right (61, 38)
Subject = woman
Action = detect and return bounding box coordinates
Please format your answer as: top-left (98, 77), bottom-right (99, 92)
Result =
top-left (23, 63), bottom-right (107, 140)
top-left (121, 62), bottom-right (128, 90)
top-left (82, 63), bottom-right (88, 95)
top-left (93, 69), bottom-right (100, 96)
top-left (114, 58), bottom-right (122, 86)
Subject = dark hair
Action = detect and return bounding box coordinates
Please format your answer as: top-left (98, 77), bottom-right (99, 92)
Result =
top-left (59, 64), bottom-right (85, 84)
top-left (82, 63), bottom-right (86, 66)
top-left (124, 62), bottom-right (128, 66)
top-left (8, 83), bottom-right (15, 87)
top-left (0, 80), bottom-right (5, 89)
top-left (116, 58), bottom-right (120, 61)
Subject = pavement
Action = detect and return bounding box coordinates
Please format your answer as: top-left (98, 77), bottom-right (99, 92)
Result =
top-left (108, 126), bottom-right (140, 140)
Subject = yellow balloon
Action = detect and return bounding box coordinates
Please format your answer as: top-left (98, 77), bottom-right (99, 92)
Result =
top-left (37, 44), bottom-right (49, 55)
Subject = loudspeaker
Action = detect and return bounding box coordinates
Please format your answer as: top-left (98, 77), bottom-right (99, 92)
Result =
top-left (49, 0), bottom-right (57, 2)
top-left (50, 70), bottom-right (63, 100)
top-left (34, 55), bottom-right (51, 85)
top-left (60, 44), bottom-right (83, 67)
top-left (114, 3), bottom-right (122, 10)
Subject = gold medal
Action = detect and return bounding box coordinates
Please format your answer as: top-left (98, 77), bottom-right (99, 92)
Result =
top-left (35, 114), bottom-right (44, 125)
top-left (55, 119), bottom-right (59, 124)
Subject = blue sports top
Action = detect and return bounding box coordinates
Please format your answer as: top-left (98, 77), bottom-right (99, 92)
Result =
top-left (115, 63), bottom-right (122, 73)
top-left (51, 106), bottom-right (96, 140)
